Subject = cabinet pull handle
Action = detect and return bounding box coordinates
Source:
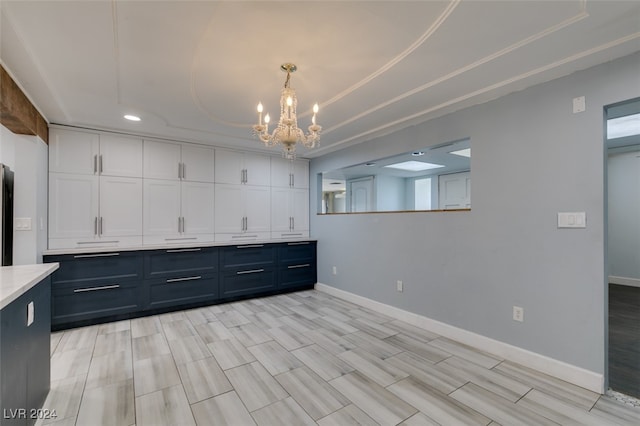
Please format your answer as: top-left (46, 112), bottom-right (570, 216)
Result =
top-left (236, 244), bottom-right (264, 249)
top-left (99, 217), bottom-right (103, 235)
top-left (282, 233), bottom-right (303, 237)
top-left (166, 248), bottom-right (202, 253)
top-left (182, 163), bottom-right (186, 180)
top-left (164, 237), bottom-right (197, 241)
top-left (99, 155), bottom-right (103, 174)
top-left (288, 264), bottom-right (310, 269)
top-left (231, 235), bottom-right (258, 239)
top-left (166, 276), bottom-right (201, 283)
top-left (74, 284), bottom-right (120, 293)
top-left (236, 269), bottom-right (264, 275)
top-left (178, 162), bottom-right (182, 179)
top-left (93, 155), bottom-right (98, 174)
top-left (94, 216), bottom-right (98, 235)
top-left (77, 240), bottom-right (119, 245)
top-left (245, 216), bottom-right (248, 231)
top-left (287, 241), bottom-right (310, 245)
top-left (74, 252), bottom-right (120, 258)
top-left (292, 217), bottom-right (295, 230)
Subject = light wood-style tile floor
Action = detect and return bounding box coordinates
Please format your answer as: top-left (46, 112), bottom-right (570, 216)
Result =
top-left (39, 290), bottom-right (640, 426)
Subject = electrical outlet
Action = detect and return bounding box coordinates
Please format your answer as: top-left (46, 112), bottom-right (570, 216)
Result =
top-left (396, 280), bottom-right (403, 292)
top-left (332, 266), bottom-right (337, 275)
top-left (513, 306), bottom-right (524, 322)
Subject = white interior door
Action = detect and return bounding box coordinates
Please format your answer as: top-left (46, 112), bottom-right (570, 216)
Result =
top-left (438, 171), bottom-right (471, 209)
top-left (349, 177), bottom-right (374, 212)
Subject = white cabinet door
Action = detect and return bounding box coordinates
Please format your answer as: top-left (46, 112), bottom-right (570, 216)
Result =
top-left (270, 157), bottom-right (292, 188)
top-left (182, 182), bottom-right (215, 235)
top-left (244, 185), bottom-right (271, 232)
top-left (181, 145), bottom-right (214, 182)
top-left (49, 173), bottom-right (99, 239)
top-left (271, 187), bottom-right (292, 232)
top-left (214, 149), bottom-right (244, 184)
top-left (214, 184), bottom-right (244, 233)
top-left (143, 179), bottom-right (181, 236)
top-left (270, 157), bottom-right (308, 188)
top-left (291, 188), bottom-right (309, 231)
top-left (292, 160), bottom-right (309, 189)
top-left (49, 128), bottom-right (99, 175)
top-left (143, 140), bottom-right (181, 180)
top-left (99, 176), bottom-right (143, 237)
top-left (99, 135), bottom-right (143, 177)
top-left (244, 153), bottom-right (271, 186)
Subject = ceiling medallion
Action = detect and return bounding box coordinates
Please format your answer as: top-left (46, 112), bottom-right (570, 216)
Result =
top-left (253, 63), bottom-right (321, 159)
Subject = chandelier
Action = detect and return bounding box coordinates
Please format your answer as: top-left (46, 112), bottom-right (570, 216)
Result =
top-left (252, 63), bottom-right (321, 159)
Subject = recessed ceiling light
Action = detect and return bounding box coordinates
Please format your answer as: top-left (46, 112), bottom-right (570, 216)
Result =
top-left (411, 151), bottom-right (425, 156)
top-left (449, 148), bottom-right (471, 158)
top-left (365, 162), bottom-right (376, 166)
top-left (124, 114), bottom-right (141, 122)
top-left (384, 161), bottom-right (444, 172)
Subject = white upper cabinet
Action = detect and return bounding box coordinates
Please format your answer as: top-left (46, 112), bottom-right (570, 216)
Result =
top-left (49, 173), bottom-right (99, 239)
top-left (215, 149), bottom-right (270, 186)
top-left (49, 128), bottom-right (99, 175)
top-left (271, 157), bottom-right (309, 188)
top-left (143, 141), bottom-right (182, 180)
top-left (181, 181), bottom-right (215, 235)
top-left (181, 145), bottom-right (215, 182)
top-left (214, 183), bottom-right (270, 241)
top-left (271, 187), bottom-right (309, 238)
top-left (99, 176), bottom-right (143, 237)
top-left (49, 128), bottom-right (142, 177)
top-left (99, 135), bottom-right (143, 177)
top-left (143, 140), bottom-right (214, 182)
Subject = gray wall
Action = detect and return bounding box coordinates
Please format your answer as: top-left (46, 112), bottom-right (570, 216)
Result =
top-left (0, 125), bottom-right (49, 264)
top-left (376, 175), bottom-right (406, 211)
top-left (310, 52), bottom-right (640, 374)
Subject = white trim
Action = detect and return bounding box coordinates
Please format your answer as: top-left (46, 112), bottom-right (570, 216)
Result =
top-left (315, 282), bottom-right (604, 394)
top-left (609, 276), bottom-right (640, 288)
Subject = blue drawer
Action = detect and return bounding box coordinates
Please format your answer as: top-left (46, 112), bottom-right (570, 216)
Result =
top-left (279, 262), bottom-right (316, 289)
top-left (279, 241), bottom-right (316, 264)
top-left (52, 280), bottom-right (140, 325)
top-left (144, 274), bottom-right (218, 311)
top-left (220, 244), bottom-right (276, 269)
top-left (220, 267), bottom-right (276, 298)
top-left (144, 247), bottom-right (218, 279)
top-left (45, 252), bottom-right (142, 288)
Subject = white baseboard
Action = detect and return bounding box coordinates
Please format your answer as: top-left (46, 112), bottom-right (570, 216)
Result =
top-left (315, 282), bottom-right (604, 394)
top-left (609, 275), bottom-right (640, 288)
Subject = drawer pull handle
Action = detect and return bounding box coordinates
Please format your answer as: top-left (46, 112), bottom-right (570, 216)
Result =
top-left (288, 264), bottom-right (310, 269)
top-left (166, 276), bottom-right (202, 283)
top-left (164, 237), bottom-right (198, 241)
top-left (232, 235), bottom-right (258, 239)
top-left (236, 269), bottom-right (264, 275)
top-left (236, 244), bottom-right (264, 249)
top-left (166, 248), bottom-right (202, 253)
top-left (287, 242), bottom-right (310, 246)
top-left (73, 253), bottom-right (120, 258)
top-left (76, 241), bottom-right (120, 245)
top-left (282, 233), bottom-right (303, 237)
top-left (74, 284), bottom-right (120, 293)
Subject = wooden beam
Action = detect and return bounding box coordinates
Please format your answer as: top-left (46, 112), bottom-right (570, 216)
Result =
top-left (0, 64), bottom-right (48, 143)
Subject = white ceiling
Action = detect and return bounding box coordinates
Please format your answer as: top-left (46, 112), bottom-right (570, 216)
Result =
top-left (1, 1), bottom-right (639, 159)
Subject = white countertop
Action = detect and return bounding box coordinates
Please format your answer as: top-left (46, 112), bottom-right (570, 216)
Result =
top-left (0, 264), bottom-right (59, 310)
top-left (42, 238), bottom-right (317, 256)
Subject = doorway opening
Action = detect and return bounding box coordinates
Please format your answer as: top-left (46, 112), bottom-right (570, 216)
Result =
top-left (605, 97), bottom-right (640, 399)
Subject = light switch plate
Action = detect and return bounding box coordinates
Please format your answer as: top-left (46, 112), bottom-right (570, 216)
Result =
top-left (573, 96), bottom-right (586, 113)
top-left (558, 212), bottom-right (586, 228)
top-left (15, 217), bottom-right (32, 231)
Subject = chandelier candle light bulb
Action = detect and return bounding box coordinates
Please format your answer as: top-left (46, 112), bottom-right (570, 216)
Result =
top-left (252, 63), bottom-right (321, 159)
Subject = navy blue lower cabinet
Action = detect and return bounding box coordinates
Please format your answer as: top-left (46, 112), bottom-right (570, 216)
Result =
top-left (144, 247), bottom-right (218, 280)
top-left (51, 280), bottom-right (140, 326)
top-left (278, 262), bottom-right (316, 289)
top-left (219, 267), bottom-right (276, 299)
top-left (0, 277), bottom-right (51, 426)
top-left (144, 274), bottom-right (218, 310)
top-left (220, 244), bottom-right (276, 269)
